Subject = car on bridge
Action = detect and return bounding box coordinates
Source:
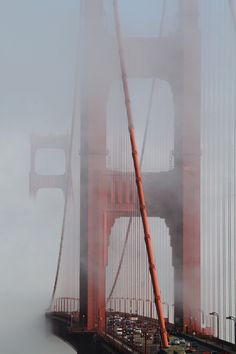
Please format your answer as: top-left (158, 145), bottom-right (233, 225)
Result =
top-left (116, 328), bottom-right (123, 336)
top-left (171, 338), bottom-right (181, 345)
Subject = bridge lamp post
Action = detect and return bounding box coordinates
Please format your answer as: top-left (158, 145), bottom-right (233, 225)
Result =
top-left (209, 312), bottom-right (219, 339)
top-left (226, 315), bottom-right (236, 345)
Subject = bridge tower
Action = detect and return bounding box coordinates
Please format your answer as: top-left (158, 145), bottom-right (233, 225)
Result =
top-left (79, 0), bottom-right (109, 333)
top-left (172, 0), bottom-right (201, 332)
top-left (78, 0), bottom-right (201, 334)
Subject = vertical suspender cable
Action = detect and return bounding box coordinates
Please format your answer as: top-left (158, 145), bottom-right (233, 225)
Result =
top-left (113, 0), bottom-right (168, 347)
top-left (107, 81), bottom-right (156, 302)
top-left (107, 0), bottom-right (166, 302)
top-left (227, 0), bottom-right (236, 342)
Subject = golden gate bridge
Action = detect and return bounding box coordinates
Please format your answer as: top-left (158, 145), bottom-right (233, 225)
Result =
top-left (30, 0), bottom-right (236, 352)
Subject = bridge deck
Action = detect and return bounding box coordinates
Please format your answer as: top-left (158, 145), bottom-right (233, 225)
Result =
top-left (47, 310), bottom-right (236, 353)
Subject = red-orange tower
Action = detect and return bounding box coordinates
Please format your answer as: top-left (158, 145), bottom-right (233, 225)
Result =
top-left (79, 0), bottom-right (201, 334)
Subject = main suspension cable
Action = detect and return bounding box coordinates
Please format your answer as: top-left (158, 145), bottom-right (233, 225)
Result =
top-left (113, 0), bottom-right (169, 347)
top-left (50, 86), bottom-right (77, 309)
top-left (50, 4), bottom-right (82, 308)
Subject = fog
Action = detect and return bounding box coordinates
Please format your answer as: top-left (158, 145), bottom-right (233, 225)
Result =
top-left (0, 0), bottom-right (79, 353)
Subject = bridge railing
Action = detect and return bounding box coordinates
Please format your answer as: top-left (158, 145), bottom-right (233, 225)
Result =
top-left (53, 296), bottom-right (169, 320)
top-left (53, 297), bottom-right (80, 313)
top-left (107, 297), bottom-right (155, 319)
